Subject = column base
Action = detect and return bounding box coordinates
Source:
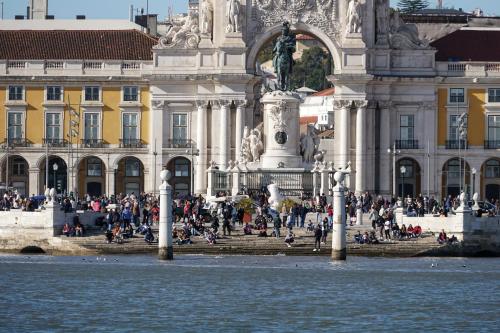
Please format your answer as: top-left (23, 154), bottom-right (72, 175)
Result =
top-left (158, 246), bottom-right (173, 260)
top-left (331, 248), bottom-right (346, 260)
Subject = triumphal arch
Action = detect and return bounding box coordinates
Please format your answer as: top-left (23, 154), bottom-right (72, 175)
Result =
top-left (150, 0), bottom-right (436, 197)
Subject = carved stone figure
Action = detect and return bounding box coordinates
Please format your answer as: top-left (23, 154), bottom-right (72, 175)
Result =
top-left (267, 183), bottom-right (284, 211)
top-left (375, 0), bottom-right (389, 42)
top-left (314, 149), bottom-right (327, 163)
top-left (272, 21), bottom-right (296, 91)
top-left (300, 124), bottom-right (320, 163)
top-left (240, 124), bottom-right (264, 162)
top-left (226, 0), bottom-right (241, 33)
top-left (346, 0), bottom-right (362, 34)
top-left (155, 14), bottom-right (200, 49)
top-left (200, 0), bottom-right (213, 35)
top-left (389, 11), bottom-right (429, 49)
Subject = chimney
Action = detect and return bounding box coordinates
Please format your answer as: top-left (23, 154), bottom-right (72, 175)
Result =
top-left (15, 15), bottom-right (25, 20)
top-left (76, 15), bottom-right (86, 20)
top-left (129, 5), bottom-right (134, 22)
top-left (26, 6), bottom-right (30, 19)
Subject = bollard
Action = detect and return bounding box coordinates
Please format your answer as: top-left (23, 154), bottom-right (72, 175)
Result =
top-left (158, 169), bottom-right (173, 260)
top-left (331, 171), bottom-right (347, 260)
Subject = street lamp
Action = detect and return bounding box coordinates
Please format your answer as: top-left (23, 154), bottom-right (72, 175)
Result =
top-left (400, 165), bottom-right (406, 208)
top-left (387, 142), bottom-right (400, 199)
top-left (53, 162), bottom-right (58, 193)
top-left (153, 138), bottom-right (158, 197)
top-left (1, 141), bottom-right (10, 193)
top-left (471, 167), bottom-right (477, 196)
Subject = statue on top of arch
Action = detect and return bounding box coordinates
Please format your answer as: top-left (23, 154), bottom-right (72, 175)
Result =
top-left (346, 0), bottom-right (362, 35)
top-left (272, 21), bottom-right (296, 91)
top-left (226, 0), bottom-right (241, 33)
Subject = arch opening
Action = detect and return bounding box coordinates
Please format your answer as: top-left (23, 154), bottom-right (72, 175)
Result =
top-left (0, 155), bottom-right (29, 196)
top-left (442, 158), bottom-right (471, 198)
top-left (166, 157), bottom-right (192, 197)
top-left (77, 156), bottom-right (107, 198)
top-left (116, 156), bottom-right (145, 196)
top-left (396, 158), bottom-right (421, 199)
top-left (39, 155), bottom-right (68, 195)
top-left (480, 158), bottom-right (500, 202)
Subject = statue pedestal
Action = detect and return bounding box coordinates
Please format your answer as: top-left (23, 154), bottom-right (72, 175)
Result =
top-left (223, 31), bottom-right (245, 47)
top-left (199, 34), bottom-right (213, 48)
top-left (260, 91), bottom-right (302, 169)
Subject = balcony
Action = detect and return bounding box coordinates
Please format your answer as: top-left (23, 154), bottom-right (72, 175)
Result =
top-left (445, 140), bottom-right (468, 150)
top-left (3, 138), bottom-right (28, 148)
top-left (437, 61), bottom-right (500, 78)
top-left (43, 138), bottom-right (68, 147)
top-left (166, 139), bottom-right (194, 149)
top-left (484, 140), bottom-right (500, 149)
top-left (80, 139), bottom-right (105, 148)
top-left (396, 140), bottom-right (419, 150)
top-left (119, 139), bottom-right (146, 148)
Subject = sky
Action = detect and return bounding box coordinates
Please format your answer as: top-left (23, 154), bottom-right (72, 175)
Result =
top-left (1, 0), bottom-right (499, 20)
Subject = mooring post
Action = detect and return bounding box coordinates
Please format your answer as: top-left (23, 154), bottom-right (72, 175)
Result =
top-left (331, 171), bottom-right (347, 260)
top-left (158, 169), bottom-right (173, 260)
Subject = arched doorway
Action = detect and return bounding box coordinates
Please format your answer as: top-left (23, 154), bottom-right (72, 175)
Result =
top-left (115, 157), bottom-right (144, 196)
top-left (166, 157), bottom-right (191, 197)
top-left (442, 158), bottom-right (471, 198)
top-left (481, 158), bottom-right (500, 202)
top-left (0, 155), bottom-right (29, 195)
top-left (396, 158), bottom-right (421, 198)
top-left (77, 156), bottom-right (106, 198)
top-left (39, 156), bottom-right (67, 194)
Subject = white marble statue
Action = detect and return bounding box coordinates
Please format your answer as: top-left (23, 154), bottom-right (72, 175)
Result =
top-left (226, 0), bottom-right (241, 33)
top-left (389, 11), bottom-right (429, 49)
top-left (240, 124), bottom-right (264, 162)
top-left (346, 0), bottom-right (362, 34)
top-left (157, 13), bottom-right (200, 49)
top-left (267, 183), bottom-right (283, 211)
top-left (200, 0), bottom-right (214, 35)
top-left (314, 149), bottom-right (327, 163)
top-left (300, 124), bottom-right (320, 163)
top-left (375, 0), bottom-right (389, 41)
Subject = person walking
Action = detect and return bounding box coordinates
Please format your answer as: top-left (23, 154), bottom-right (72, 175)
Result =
top-left (321, 217), bottom-right (328, 244)
top-left (313, 223), bottom-right (322, 252)
top-left (273, 214), bottom-right (282, 238)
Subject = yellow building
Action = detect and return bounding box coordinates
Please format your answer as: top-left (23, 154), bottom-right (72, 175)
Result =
top-left (0, 28), bottom-right (156, 197)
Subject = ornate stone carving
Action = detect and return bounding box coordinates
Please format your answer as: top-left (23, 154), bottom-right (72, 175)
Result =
top-left (226, 0), bottom-right (241, 33)
top-left (240, 123), bottom-right (264, 163)
top-left (333, 99), bottom-right (352, 110)
top-left (314, 149), bottom-right (327, 163)
top-left (253, 0), bottom-right (341, 42)
top-left (354, 100), bottom-right (368, 109)
top-left (389, 11), bottom-right (430, 50)
top-left (154, 13), bottom-right (200, 49)
top-left (346, 0), bottom-right (362, 35)
top-left (200, 0), bottom-right (214, 35)
top-left (152, 100), bottom-right (167, 109)
top-left (300, 124), bottom-right (320, 163)
top-left (375, 0), bottom-right (389, 44)
top-left (268, 100), bottom-right (291, 132)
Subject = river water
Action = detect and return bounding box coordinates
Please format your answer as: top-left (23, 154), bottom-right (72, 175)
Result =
top-left (0, 254), bottom-right (498, 332)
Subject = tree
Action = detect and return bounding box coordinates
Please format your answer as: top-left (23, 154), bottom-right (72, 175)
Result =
top-left (397, 0), bottom-right (429, 13)
top-left (290, 46), bottom-right (333, 91)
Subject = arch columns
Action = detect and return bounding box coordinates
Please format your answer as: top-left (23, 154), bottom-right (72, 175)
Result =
top-left (29, 168), bottom-right (39, 196)
top-left (334, 100), bottom-right (351, 168)
top-left (218, 100), bottom-right (231, 170)
top-left (235, 100), bottom-right (247, 162)
top-left (106, 169), bottom-right (115, 196)
top-left (355, 100), bottom-right (368, 195)
top-left (195, 100), bottom-right (209, 194)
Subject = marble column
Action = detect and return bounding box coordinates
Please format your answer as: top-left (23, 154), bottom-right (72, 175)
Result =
top-left (379, 102), bottom-right (391, 195)
top-left (106, 169), bottom-right (115, 196)
top-left (336, 101), bottom-right (351, 168)
top-left (195, 101), bottom-right (208, 194)
top-left (28, 168), bottom-right (39, 196)
top-left (355, 101), bottom-right (367, 195)
top-left (219, 100), bottom-right (231, 169)
top-left (235, 100), bottom-right (246, 162)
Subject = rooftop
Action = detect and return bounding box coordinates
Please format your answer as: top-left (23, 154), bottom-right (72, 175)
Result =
top-left (0, 19), bottom-right (144, 31)
top-left (0, 30), bottom-right (157, 60)
top-left (312, 87), bottom-right (335, 96)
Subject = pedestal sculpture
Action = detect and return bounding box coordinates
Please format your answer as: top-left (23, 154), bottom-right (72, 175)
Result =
top-left (158, 169), bottom-right (173, 260)
top-left (260, 91), bottom-right (302, 169)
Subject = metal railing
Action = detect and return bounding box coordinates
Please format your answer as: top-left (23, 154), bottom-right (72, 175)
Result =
top-left (396, 140), bottom-right (419, 150)
top-left (484, 140), bottom-right (500, 149)
top-left (80, 138), bottom-right (105, 148)
top-left (240, 172), bottom-right (314, 197)
top-left (43, 138), bottom-right (68, 147)
top-left (119, 139), bottom-right (145, 148)
top-left (3, 138), bottom-right (28, 147)
top-left (166, 139), bottom-right (194, 148)
top-left (445, 140), bottom-right (467, 150)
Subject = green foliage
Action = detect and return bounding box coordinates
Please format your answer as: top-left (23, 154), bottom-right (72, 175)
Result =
top-left (257, 43), bottom-right (273, 64)
top-left (277, 198), bottom-right (296, 213)
top-left (236, 197), bottom-right (255, 214)
top-left (397, 0), bottom-right (430, 13)
top-left (290, 46), bottom-right (333, 91)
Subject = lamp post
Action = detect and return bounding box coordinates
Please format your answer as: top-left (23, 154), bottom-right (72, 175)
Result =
top-left (387, 142), bottom-right (400, 199)
top-left (471, 167), bottom-right (476, 196)
top-left (153, 138), bottom-right (157, 197)
top-left (400, 165), bottom-right (406, 207)
top-left (53, 162), bottom-right (58, 193)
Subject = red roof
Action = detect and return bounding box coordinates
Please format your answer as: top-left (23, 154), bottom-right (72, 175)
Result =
top-left (431, 30), bottom-right (500, 62)
top-left (0, 30), bottom-right (157, 60)
top-left (312, 87), bottom-right (335, 96)
top-left (300, 116), bottom-right (318, 124)
top-left (296, 34), bottom-right (315, 41)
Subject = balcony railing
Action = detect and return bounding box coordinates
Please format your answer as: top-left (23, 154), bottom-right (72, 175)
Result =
top-left (166, 139), bottom-right (194, 149)
top-left (484, 140), bottom-right (500, 149)
top-left (3, 138), bottom-right (28, 147)
top-left (445, 140), bottom-right (468, 150)
top-left (43, 138), bottom-right (68, 147)
top-left (396, 140), bottom-right (419, 150)
top-left (81, 139), bottom-right (105, 148)
top-left (119, 139), bottom-right (145, 148)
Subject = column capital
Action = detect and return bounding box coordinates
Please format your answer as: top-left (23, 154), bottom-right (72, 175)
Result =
top-left (333, 99), bottom-right (352, 110)
top-left (377, 100), bottom-right (392, 110)
top-left (151, 99), bottom-right (168, 110)
top-left (354, 100), bottom-right (368, 109)
top-left (218, 99), bottom-right (232, 108)
top-left (29, 167), bottom-right (40, 173)
top-left (235, 99), bottom-right (249, 108)
top-left (195, 100), bottom-right (210, 109)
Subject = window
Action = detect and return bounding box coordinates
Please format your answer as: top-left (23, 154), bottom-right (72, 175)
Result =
top-left (125, 158), bottom-right (141, 177)
top-left (488, 89), bottom-right (500, 103)
top-left (450, 88), bottom-right (465, 103)
top-left (446, 159), bottom-right (461, 184)
top-left (485, 160), bottom-right (500, 178)
top-left (488, 115), bottom-right (500, 141)
top-left (123, 86), bottom-right (138, 102)
top-left (172, 114), bottom-right (188, 143)
top-left (46, 113), bottom-right (61, 139)
top-left (7, 112), bottom-right (23, 140)
top-left (125, 182), bottom-right (140, 196)
top-left (174, 159), bottom-right (189, 177)
top-left (449, 114), bottom-right (468, 140)
top-left (87, 158), bottom-right (102, 177)
top-left (8, 86), bottom-right (23, 101)
top-left (84, 113), bottom-right (99, 140)
top-left (12, 158), bottom-right (26, 176)
top-left (400, 115), bottom-right (414, 140)
top-left (399, 159), bottom-right (414, 178)
top-left (47, 86), bottom-right (62, 101)
top-left (84, 86), bottom-right (100, 101)
top-left (122, 113), bottom-right (138, 140)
